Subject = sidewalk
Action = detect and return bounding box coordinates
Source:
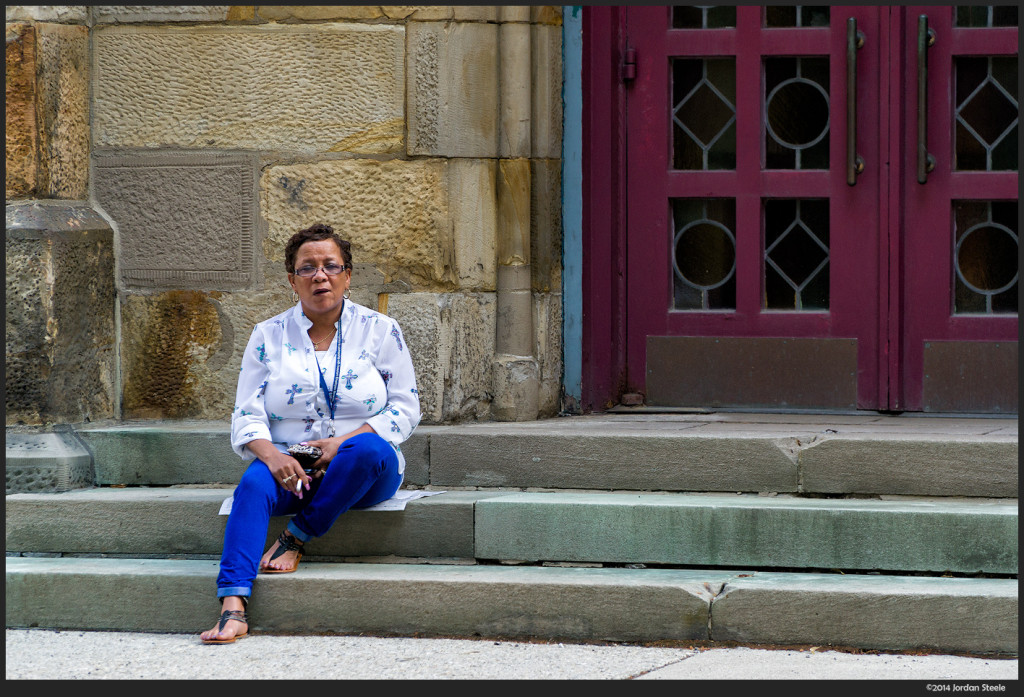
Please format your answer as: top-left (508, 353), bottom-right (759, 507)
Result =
top-left (5, 628), bottom-right (1018, 681)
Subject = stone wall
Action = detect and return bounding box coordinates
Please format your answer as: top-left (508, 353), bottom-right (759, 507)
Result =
top-left (6, 11), bottom-right (116, 426)
top-left (5, 6), bottom-right (564, 426)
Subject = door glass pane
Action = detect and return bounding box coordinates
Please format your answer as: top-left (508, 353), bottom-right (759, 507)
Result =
top-left (672, 198), bottom-right (737, 310)
top-left (955, 56), bottom-right (1018, 171)
top-left (764, 199), bottom-right (830, 311)
top-left (673, 58), bottom-right (736, 170)
top-left (765, 6), bottom-right (830, 27)
top-left (764, 57), bottom-right (830, 169)
top-left (955, 6), bottom-right (1018, 27)
top-left (953, 201), bottom-right (1019, 314)
top-left (673, 6), bottom-right (736, 29)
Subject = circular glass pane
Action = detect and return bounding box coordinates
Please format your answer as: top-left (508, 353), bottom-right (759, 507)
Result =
top-left (766, 79), bottom-right (830, 149)
top-left (674, 221), bottom-right (736, 290)
top-left (956, 223), bottom-right (1019, 293)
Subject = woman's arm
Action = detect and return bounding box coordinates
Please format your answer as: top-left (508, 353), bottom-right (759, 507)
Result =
top-left (245, 437), bottom-right (311, 494)
top-left (231, 325), bottom-right (276, 458)
top-left (365, 317), bottom-right (422, 445)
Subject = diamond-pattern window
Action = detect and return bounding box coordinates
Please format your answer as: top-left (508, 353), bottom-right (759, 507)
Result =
top-left (956, 57), bottom-right (1019, 171)
top-left (672, 58), bottom-right (736, 170)
top-left (764, 199), bottom-right (830, 311)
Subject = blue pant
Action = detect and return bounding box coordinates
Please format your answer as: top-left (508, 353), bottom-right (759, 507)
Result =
top-left (216, 432), bottom-right (401, 599)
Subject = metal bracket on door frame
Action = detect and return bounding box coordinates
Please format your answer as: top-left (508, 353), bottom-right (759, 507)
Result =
top-left (621, 47), bottom-right (637, 81)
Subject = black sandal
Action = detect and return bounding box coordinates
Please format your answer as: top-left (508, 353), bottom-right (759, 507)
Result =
top-left (202, 602), bottom-right (249, 645)
top-left (261, 530), bottom-right (304, 574)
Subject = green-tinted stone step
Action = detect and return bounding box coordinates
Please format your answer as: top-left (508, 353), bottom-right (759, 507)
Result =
top-left (473, 492), bottom-right (1018, 574)
top-left (5, 557), bottom-right (1016, 655)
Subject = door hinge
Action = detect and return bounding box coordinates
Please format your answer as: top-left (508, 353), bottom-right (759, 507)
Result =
top-left (621, 47), bottom-right (636, 81)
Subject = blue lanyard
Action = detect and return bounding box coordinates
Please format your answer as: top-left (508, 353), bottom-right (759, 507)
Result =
top-left (315, 328), bottom-right (341, 422)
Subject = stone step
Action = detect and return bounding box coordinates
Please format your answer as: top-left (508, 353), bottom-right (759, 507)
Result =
top-left (6, 488), bottom-right (1017, 574)
top-left (5, 556), bottom-right (1017, 655)
top-left (5, 430), bottom-right (94, 494)
top-left (5, 488), bottom-right (482, 561)
top-left (474, 492), bottom-right (1018, 575)
top-left (69, 414), bottom-right (1018, 497)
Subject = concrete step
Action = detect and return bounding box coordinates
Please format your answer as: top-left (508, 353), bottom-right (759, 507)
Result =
top-left (69, 414), bottom-right (1018, 497)
top-left (6, 488), bottom-right (1017, 574)
top-left (5, 556), bottom-right (1017, 655)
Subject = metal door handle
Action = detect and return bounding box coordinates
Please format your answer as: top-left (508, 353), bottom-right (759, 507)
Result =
top-left (847, 18), bottom-right (865, 186)
top-left (917, 15), bottom-right (937, 184)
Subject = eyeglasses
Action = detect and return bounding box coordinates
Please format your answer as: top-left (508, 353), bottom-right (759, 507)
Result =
top-left (294, 263), bottom-right (347, 278)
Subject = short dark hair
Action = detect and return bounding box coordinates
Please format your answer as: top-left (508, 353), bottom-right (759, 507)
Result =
top-left (284, 223), bottom-right (352, 273)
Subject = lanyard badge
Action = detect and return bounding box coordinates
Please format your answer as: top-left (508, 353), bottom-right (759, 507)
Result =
top-left (315, 331), bottom-right (341, 438)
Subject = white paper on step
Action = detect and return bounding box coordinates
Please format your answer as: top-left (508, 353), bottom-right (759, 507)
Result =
top-left (218, 488), bottom-right (445, 516)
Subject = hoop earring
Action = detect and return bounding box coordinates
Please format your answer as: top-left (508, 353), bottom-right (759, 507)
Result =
top-left (343, 290), bottom-right (351, 299)
top-left (292, 291), bottom-right (299, 303)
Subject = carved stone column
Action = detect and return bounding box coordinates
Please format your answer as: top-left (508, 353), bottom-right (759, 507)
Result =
top-left (492, 7), bottom-right (540, 421)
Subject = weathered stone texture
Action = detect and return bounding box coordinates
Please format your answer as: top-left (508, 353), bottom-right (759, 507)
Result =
top-left (93, 151), bottom-right (259, 290)
top-left (93, 24), bottom-right (404, 153)
top-left (532, 22), bottom-right (563, 160)
top-left (120, 291), bottom-right (234, 420)
top-left (408, 21), bottom-right (499, 157)
top-left (116, 269), bottom-right (298, 423)
top-left (5, 6), bottom-right (89, 22)
top-left (449, 159), bottom-right (498, 291)
top-left (497, 158), bottom-right (531, 266)
top-left (5, 23), bottom-right (38, 199)
top-left (499, 21), bottom-right (532, 158)
top-left (531, 158), bottom-right (562, 293)
top-left (492, 355), bottom-right (541, 422)
top-left (6, 204), bottom-right (117, 425)
top-left (388, 293), bottom-right (496, 424)
top-left (531, 6), bottom-right (564, 25)
top-left (91, 6), bottom-right (239, 24)
top-left (257, 6), bottom-right (386, 21)
top-left (387, 7), bottom-right (498, 22)
top-left (34, 23), bottom-right (90, 200)
top-left (260, 159), bottom-right (453, 291)
top-left (6, 22), bottom-right (90, 200)
top-left (535, 292), bottom-right (563, 417)
top-left (5, 431), bottom-right (95, 494)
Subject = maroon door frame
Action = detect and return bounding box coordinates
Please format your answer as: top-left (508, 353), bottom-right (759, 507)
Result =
top-left (581, 6), bottom-right (1018, 414)
top-left (581, 6), bottom-right (630, 411)
top-left (623, 6), bottom-right (885, 410)
top-left (896, 6), bottom-right (1019, 411)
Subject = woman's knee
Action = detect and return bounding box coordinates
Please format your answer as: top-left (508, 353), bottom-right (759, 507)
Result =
top-left (234, 460), bottom-right (277, 500)
top-left (337, 433), bottom-right (395, 473)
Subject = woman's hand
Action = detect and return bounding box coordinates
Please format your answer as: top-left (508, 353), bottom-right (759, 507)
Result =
top-left (301, 424), bottom-right (377, 477)
top-left (266, 453), bottom-right (312, 496)
top-left (245, 439), bottom-right (311, 497)
top-left (298, 436), bottom-right (342, 476)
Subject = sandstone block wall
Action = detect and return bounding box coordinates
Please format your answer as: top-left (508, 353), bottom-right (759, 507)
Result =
top-left (6, 204), bottom-right (117, 424)
top-left (5, 6), bottom-right (564, 426)
top-left (6, 11), bottom-right (116, 426)
top-left (5, 20), bottom-right (89, 200)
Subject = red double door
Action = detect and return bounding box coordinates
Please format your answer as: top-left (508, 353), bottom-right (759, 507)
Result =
top-left (606, 5), bottom-right (1017, 413)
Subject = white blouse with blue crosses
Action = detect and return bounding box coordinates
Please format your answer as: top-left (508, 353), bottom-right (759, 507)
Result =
top-left (231, 300), bottom-right (421, 474)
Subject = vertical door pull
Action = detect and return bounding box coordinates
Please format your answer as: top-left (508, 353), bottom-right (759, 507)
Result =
top-left (917, 15), bottom-right (937, 184)
top-left (847, 18), bottom-right (865, 185)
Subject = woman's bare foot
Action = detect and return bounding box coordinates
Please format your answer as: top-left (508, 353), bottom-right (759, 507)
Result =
top-left (200, 596), bottom-right (248, 644)
top-left (260, 529), bottom-right (304, 573)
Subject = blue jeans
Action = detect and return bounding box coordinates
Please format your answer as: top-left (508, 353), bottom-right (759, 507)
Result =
top-left (216, 432), bottom-right (401, 599)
